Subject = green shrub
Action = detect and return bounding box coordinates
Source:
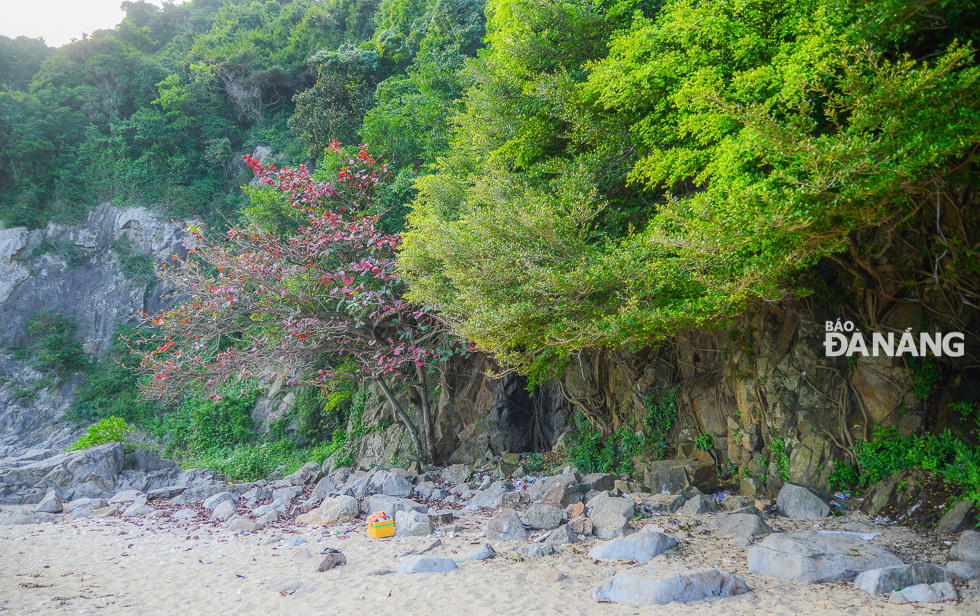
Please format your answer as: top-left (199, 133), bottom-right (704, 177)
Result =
top-left (694, 433), bottom-right (714, 452)
top-left (14, 310), bottom-right (88, 377)
top-left (828, 459), bottom-right (859, 491)
top-left (112, 235), bottom-right (156, 284)
top-left (66, 416), bottom-right (132, 451)
top-left (768, 437), bottom-right (791, 481)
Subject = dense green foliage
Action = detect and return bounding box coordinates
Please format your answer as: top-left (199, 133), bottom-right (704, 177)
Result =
top-left (401, 0), bottom-right (980, 380)
top-left (13, 310), bottom-right (89, 377)
top-left (66, 416), bottom-right (133, 452)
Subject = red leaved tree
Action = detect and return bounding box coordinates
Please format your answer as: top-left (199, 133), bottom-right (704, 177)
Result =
top-left (135, 143), bottom-right (458, 463)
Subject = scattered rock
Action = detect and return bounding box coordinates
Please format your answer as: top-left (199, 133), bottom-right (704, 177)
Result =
top-left (484, 508), bottom-right (528, 542)
top-left (710, 513), bottom-right (772, 546)
top-left (440, 464), bottom-right (472, 485)
top-left (395, 556), bottom-right (458, 574)
top-left (591, 510), bottom-right (631, 539)
top-left (395, 509), bottom-right (434, 536)
top-left (90, 506), bottom-right (119, 517)
top-left (227, 518), bottom-right (260, 533)
top-left (272, 486), bottom-right (303, 502)
top-left (889, 582), bottom-right (958, 603)
top-left (282, 535), bottom-right (308, 547)
top-left (363, 495), bottom-right (427, 517)
top-left (427, 511), bottom-right (454, 526)
top-left (202, 491), bottom-right (235, 510)
top-left (35, 491), bottom-right (63, 514)
top-left (211, 500), bottom-right (237, 521)
top-left (122, 503), bottom-right (155, 517)
top-left (567, 514), bottom-right (593, 536)
top-left (368, 568), bottom-right (393, 576)
top-left (466, 544), bottom-right (496, 560)
top-left (311, 476), bottom-right (338, 499)
top-left (315, 550), bottom-right (347, 572)
top-left (747, 531), bottom-right (902, 583)
top-left (520, 503), bottom-right (563, 530)
top-left (720, 495), bottom-right (757, 511)
top-left (146, 486), bottom-right (186, 500)
top-left (854, 563), bottom-right (948, 594)
top-left (545, 525), bottom-right (579, 545)
top-left (586, 493), bottom-right (635, 519)
top-left (284, 461), bottom-right (323, 486)
top-left (468, 481), bottom-right (513, 509)
top-left (291, 547), bottom-right (312, 560)
top-left (951, 529), bottom-right (980, 563)
top-left (172, 508), bottom-right (196, 520)
top-left (296, 495), bottom-right (359, 526)
top-left (936, 501), bottom-right (976, 534)
top-left (680, 494), bottom-right (717, 516)
top-left (590, 565), bottom-right (749, 605)
top-left (946, 560), bottom-right (980, 580)
top-left (636, 494), bottom-right (685, 516)
top-left (581, 473), bottom-right (619, 492)
top-left (109, 489), bottom-right (145, 504)
top-left (520, 544), bottom-right (555, 558)
top-left (589, 528), bottom-right (678, 562)
top-left (62, 498), bottom-right (107, 513)
top-left (776, 484), bottom-right (829, 520)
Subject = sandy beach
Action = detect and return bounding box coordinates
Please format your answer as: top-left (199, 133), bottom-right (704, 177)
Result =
top-left (2, 504), bottom-right (977, 616)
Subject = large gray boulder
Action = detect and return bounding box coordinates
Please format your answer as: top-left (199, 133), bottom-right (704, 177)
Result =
top-left (854, 563), bottom-right (948, 594)
top-left (636, 494), bottom-right (685, 516)
top-left (362, 495), bottom-right (427, 516)
top-left (748, 531), bottom-right (902, 583)
top-left (520, 503), bottom-right (563, 530)
top-left (210, 500), bottom-right (237, 521)
top-left (202, 491), bottom-right (235, 510)
top-left (592, 510), bottom-right (631, 539)
top-left (951, 530), bottom-right (980, 563)
top-left (395, 509), bottom-right (434, 537)
top-left (0, 443), bottom-right (125, 503)
top-left (586, 492), bottom-right (635, 519)
top-left (440, 464), bottom-right (472, 485)
top-left (484, 508), bottom-right (527, 542)
top-left (589, 528), bottom-right (678, 562)
top-left (283, 461), bottom-right (323, 486)
top-left (295, 495), bottom-right (359, 526)
top-left (776, 484), bottom-right (829, 519)
top-left (35, 490), bottom-right (63, 513)
top-left (468, 481), bottom-right (513, 509)
top-left (590, 566), bottom-right (748, 605)
top-left (680, 494), bottom-right (717, 515)
top-left (710, 513), bottom-right (772, 546)
top-left (936, 501), bottom-right (976, 534)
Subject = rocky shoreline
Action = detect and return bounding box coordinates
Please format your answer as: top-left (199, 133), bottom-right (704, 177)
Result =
top-left (1, 446), bottom-right (979, 613)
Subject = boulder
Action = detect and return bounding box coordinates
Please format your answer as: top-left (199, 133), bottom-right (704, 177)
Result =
top-left (413, 481), bottom-right (436, 499)
top-left (440, 464), bottom-right (472, 485)
top-left (537, 481), bottom-right (574, 507)
top-left (202, 491), bottom-right (235, 510)
top-left (951, 530), bottom-right (980, 563)
top-left (586, 493), bottom-right (635, 519)
top-left (545, 525), bottom-right (579, 545)
top-left (295, 495), bottom-right (359, 526)
top-left (35, 490), bottom-right (63, 514)
top-left (211, 500), bottom-right (237, 521)
top-left (890, 582), bottom-right (958, 603)
top-left (122, 503), bottom-right (156, 517)
top-left (520, 503), bottom-right (563, 530)
top-left (226, 518), bottom-right (260, 533)
top-left (108, 489), bottom-right (145, 504)
top-left (636, 494), bottom-right (685, 516)
top-left (468, 481), bottom-right (513, 509)
top-left (146, 486), bottom-right (185, 500)
top-left (395, 556), bottom-right (458, 574)
top-left (581, 473), bottom-right (619, 492)
top-left (272, 486), bottom-right (303, 502)
top-left (284, 461), bottom-right (323, 486)
top-left (171, 482), bottom-right (235, 506)
top-left (642, 458), bottom-right (716, 494)
top-left (747, 531), bottom-right (902, 583)
top-left (519, 544), bottom-right (555, 558)
top-left (680, 494), bottom-right (717, 515)
top-left (854, 563), bottom-right (948, 594)
top-left (311, 476), bottom-right (338, 499)
top-left (936, 501), bottom-right (976, 534)
top-left (395, 509), bottom-right (434, 537)
top-left (363, 495), bottom-right (427, 517)
top-left (315, 550), bottom-right (347, 571)
top-left (590, 566), bottom-right (749, 605)
top-left (592, 510), bottom-right (631, 539)
top-left (776, 484), bottom-right (829, 519)
top-left (466, 544), bottom-right (496, 560)
top-left (589, 528), bottom-right (678, 562)
top-left (710, 513), bottom-right (772, 545)
top-left (0, 443), bottom-right (126, 503)
top-left (945, 560), bottom-right (980, 580)
top-left (484, 508), bottom-right (527, 542)
top-left (567, 515), bottom-right (593, 536)
top-left (62, 497), bottom-right (107, 512)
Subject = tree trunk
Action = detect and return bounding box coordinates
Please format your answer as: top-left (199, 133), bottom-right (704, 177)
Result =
top-left (415, 363), bottom-right (437, 464)
top-left (376, 378), bottom-right (426, 462)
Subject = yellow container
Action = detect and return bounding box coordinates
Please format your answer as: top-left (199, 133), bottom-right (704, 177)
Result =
top-left (368, 520), bottom-right (395, 538)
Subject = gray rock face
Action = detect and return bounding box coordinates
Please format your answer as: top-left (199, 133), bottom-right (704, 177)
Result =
top-left (35, 490), bottom-right (63, 513)
top-left (395, 556), bottom-right (458, 574)
top-left (591, 510), bottom-right (631, 539)
top-left (211, 500), bottom-right (237, 521)
top-left (0, 443), bottom-right (126, 504)
top-left (854, 563), bottom-right (948, 594)
top-left (748, 531), bottom-right (902, 583)
top-left (890, 582), bottom-right (958, 603)
top-left (484, 508), bottom-right (528, 542)
top-left (776, 484), bottom-right (829, 519)
top-left (680, 494), bottom-right (718, 515)
top-left (586, 493), bottom-right (635, 519)
top-left (395, 509), bottom-right (434, 537)
top-left (589, 528), bottom-right (678, 562)
top-left (590, 566), bottom-right (749, 605)
top-left (466, 544), bottom-right (496, 560)
top-left (952, 530), bottom-right (980, 563)
top-left (295, 495), bottom-right (359, 526)
top-left (520, 503), bottom-right (563, 530)
top-left (936, 501), bottom-right (976, 534)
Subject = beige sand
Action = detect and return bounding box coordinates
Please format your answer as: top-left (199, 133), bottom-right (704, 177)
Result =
top-left (1, 506), bottom-right (977, 616)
